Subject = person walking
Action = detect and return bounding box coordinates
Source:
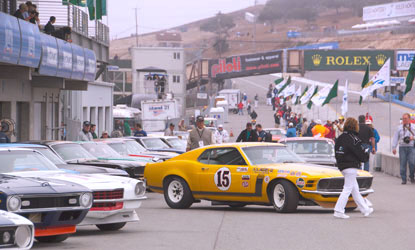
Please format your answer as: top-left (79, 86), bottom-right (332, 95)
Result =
top-left (247, 102), bottom-right (252, 116)
top-left (286, 123), bottom-right (297, 138)
top-left (358, 115), bottom-right (375, 172)
top-left (392, 113), bottom-right (415, 184)
top-left (187, 116), bottom-right (214, 151)
top-left (236, 123), bottom-right (258, 142)
top-left (237, 101), bottom-right (244, 116)
top-left (250, 110), bottom-right (258, 121)
top-left (164, 123), bottom-right (175, 136)
top-left (274, 111), bottom-right (281, 128)
top-left (214, 124), bottom-right (229, 144)
top-left (77, 121), bottom-right (93, 141)
top-left (133, 123), bottom-right (147, 137)
top-left (254, 94), bottom-right (259, 108)
top-left (333, 117), bottom-right (373, 219)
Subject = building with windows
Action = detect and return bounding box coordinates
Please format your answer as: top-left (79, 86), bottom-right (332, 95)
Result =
top-left (130, 47), bottom-right (186, 116)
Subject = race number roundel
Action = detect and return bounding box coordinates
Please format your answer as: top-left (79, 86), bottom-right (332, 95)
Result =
top-left (214, 167), bottom-right (231, 191)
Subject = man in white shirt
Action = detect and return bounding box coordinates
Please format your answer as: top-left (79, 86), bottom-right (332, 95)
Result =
top-left (77, 121), bottom-right (93, 141)
top-left (214, 124), bottom-right (229, 144)
top-left (164, 123), bottom-right (175, 136)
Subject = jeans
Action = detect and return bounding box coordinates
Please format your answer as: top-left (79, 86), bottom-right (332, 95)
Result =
top-left (399, 146), bottom-right (415, 182)
top-left (334, 168), bottom-right (370, 214)
top-left (362, 143), bottom-right (370, 171)
top-left (238, 108), bottom-right (243, 115)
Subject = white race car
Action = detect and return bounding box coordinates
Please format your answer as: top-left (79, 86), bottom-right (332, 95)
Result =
top-left (2, 147), bottom-right (146, 231)
top-left (0, 211), bottom-right (34, 249)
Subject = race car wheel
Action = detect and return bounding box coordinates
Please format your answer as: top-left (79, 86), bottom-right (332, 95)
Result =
top-left (270, 180), bottom-right (298, 213)
top-left (36, 234), bottom-right (69, 243)
top-left (96, 222), bottom-right (127, 231)
top-left (164, 177), bottom-right (193, 209)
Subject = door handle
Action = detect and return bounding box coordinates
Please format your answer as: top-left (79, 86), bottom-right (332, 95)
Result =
top-left (201, 167), bottom-right (209, 171)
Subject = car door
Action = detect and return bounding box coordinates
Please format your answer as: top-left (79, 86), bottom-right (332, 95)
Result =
top-left (196, 147), bottom-right (253, 197)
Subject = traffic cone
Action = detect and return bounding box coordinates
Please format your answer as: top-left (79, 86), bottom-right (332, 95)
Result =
top-left (230, 129), bottom-right (234, 137)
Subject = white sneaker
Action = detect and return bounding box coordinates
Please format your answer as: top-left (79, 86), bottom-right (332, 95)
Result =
top-left (364, 198), bottom-right (373, 207)
top-left (334, 212), bottom-right (350, 219)
top-left (364, 207), bottom-right (374, 217)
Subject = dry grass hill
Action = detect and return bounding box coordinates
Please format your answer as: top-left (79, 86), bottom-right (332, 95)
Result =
top-left (109, 5), bottom-right (415, 61)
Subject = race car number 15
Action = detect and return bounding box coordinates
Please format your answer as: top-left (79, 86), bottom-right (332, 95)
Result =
top-left (215, 167), bottom-right (231, 191)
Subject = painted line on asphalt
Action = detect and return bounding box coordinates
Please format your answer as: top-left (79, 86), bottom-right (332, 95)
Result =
top-left (237, 78), bottom-right (268, 91)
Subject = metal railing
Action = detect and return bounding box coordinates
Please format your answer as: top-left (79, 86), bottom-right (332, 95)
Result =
top-left (0, 0), bottom-right (17, 15)
top-left (15, 0), bottom-right (109, 45)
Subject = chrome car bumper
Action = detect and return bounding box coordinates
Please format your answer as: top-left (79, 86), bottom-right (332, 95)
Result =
top-left (301, 189), bottom-right (374, 195)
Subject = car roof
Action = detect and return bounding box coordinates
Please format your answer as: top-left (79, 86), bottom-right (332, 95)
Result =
top-left (0, 147), bottom-right (36, 152)
top-left (281, 137), bottom-right (333, 142)
top-left (0, 143), bottom-right (46, 148)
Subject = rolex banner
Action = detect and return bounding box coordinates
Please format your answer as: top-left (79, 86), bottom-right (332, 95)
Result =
top-left (304, 50), bottom-right (394, 71)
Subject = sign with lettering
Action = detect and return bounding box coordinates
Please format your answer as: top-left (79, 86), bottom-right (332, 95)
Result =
top-left (38, 33), bottom-right (58, 77)
top-left (209, 50), bottom-right (282, 80)
top-left (56, 38), bottom-right (73, 79)
top-left (17, 19), bottom-right (41, 68)
top-left (0, 12), bottom-right (21, 65)
top-left (363, 1), bottom-right (415, 22)
top-left (396, 50), bottom-right (415, 71)
top-left (304, 50), bottom-right (394, 71)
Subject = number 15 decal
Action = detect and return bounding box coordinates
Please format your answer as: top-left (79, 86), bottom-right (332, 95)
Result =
top-left (215, 167), bottom-right (231, 191)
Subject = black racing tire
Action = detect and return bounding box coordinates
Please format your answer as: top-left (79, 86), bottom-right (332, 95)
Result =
top-left (163, 176), bottom-right (194, 209)
top-left (36, 234), bottom-right (69, 243)
top-left (345, 207), bottom-right (357, 212)
top-left (96, 222), bottom-right (127, 231)
top-left (269, 179), bottom-right (299, 213)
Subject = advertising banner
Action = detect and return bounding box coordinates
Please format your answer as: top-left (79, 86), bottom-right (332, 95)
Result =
top-left (304, 50), bottom-right (394, 71)
top-left (71, 44), bottom-right (85, 80)
top-left (17, 19), bottom-right (41, 68)
top-left (209, 50), bottom-right (282, 80)
top-left (0, 12), bottom-right (21, 65)
top-left (363, 0), bottom-right (415, 22)
top-left (141, 100), bottom-right (178, 120)
top-left (396, 50), bottom-right (415, 71)
top-left (83, 48), bottom-right (97, 82)
top-left (56, 39), bottom-right (73, 79)
top-left (38, 33), bottom-right (58, 77)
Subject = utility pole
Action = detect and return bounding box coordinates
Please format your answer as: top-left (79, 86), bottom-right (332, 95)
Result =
top-left (135, 8), bottom-right (138, 47)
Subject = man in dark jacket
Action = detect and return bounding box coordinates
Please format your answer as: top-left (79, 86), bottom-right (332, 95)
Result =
top-left (44, 16), bottom-right (56, 35)
top-left (333, 117), bottom-right (373, 219)
top-left (236, 123), bottom-right (258, 142)
top-left (358, 115), bottom-right (375, 171)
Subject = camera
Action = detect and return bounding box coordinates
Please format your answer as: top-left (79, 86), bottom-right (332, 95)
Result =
top-left (404, 136), bottom-right (411, 144)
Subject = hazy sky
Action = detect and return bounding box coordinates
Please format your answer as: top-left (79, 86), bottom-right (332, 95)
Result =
top-left (107, 0), bottom-right (264, 39)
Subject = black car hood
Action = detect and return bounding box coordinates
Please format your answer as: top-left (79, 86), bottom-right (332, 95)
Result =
top-left (0, 174), bottom-right (90, 195)
top-left (57, 164), bottom-right (129, 176)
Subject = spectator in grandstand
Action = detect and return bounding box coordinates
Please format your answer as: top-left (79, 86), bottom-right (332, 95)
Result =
top-left (44, 16), bottom-right (56, 35)
top-left (13, 4), bottom-right (31, 21)
top-left (52, 26), bottom-right (72, 42)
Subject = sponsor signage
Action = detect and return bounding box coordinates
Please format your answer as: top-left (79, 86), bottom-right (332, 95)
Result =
top-left (0, 12), bottom-right (21, 64)
top-left (83, 48), bottom-right (97, 82)
top-left (304, 50), bottom-right (394, 71)
top-left (71, 44), bottom-right (85, 80)
top-left (17, 19), bottom-right (41, 68)
top-left (209, 50), bottom-right (282, 80)
top-left (197, 93), bottom-right (208, 99)
top-left (38, 33), bottom-right (58, 77)
top-left (390, 77), bottom-right (405, 86)
top-left (290, 42), bottom-right (339, 50)
top-left (141, 101), bottom-right (178, 120)
top-left (363, 0), bottom-right (415, 22)
top-left (56, 38), bottom-right (73, 79)
top-left (396, 50), bottom-right (415, 71)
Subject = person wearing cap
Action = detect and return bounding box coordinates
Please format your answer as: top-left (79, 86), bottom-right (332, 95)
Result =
top-left (214, 124), bottom-right (229, 144)
top-left (164, 123), bottom-right (175, 136)
top-left (236, 123), bottom-right (258, 142)
top-left (312, 120), bottom-right (329, 138)
top-left (187, 116), bottom-right (214, 151)
top-left (286, 123), bottom-right (297, 138)
top-left (366, 119), bottom-right (380, 153)
top-left (358, 115), bottom-right (375, 172)
top-left (101, 131), bottom-right (110, 139)
top-left (0, 123), bottom-right (10, 143)
top-left (90, 124), bottom-right (98, 139)
top-left (77, 121), bottom-right (93, 141)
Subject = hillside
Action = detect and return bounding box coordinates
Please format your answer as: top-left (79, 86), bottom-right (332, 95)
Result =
top-left (109, 5), bottom-right (415, 61)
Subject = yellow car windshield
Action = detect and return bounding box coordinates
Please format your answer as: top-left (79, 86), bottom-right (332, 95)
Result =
top-left (242, 146), bottom-right (305, 165)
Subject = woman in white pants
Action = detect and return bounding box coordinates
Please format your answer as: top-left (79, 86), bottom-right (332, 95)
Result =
top-left (333, 117), bottom-right (374, 219)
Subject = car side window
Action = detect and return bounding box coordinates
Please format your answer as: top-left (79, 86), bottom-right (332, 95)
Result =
top-left (198, 150), bottom-right (210, 164)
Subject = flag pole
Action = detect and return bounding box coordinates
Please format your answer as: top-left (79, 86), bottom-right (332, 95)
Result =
top-left (389, 77), bottom-right (392, 152)
top-left (367, 63), bottom-right (371, 114)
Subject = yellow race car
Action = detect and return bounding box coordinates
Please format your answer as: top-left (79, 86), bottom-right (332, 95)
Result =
top-left (144, 143), bottom-right (374, 212)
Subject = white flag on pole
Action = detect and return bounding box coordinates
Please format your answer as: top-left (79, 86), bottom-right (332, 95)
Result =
top-left (283, 84), bottom-right (296, 98)
top-left (311, 86), bottom-right (331, 107)
top-left (292, 86), bottom-right (301, 105)
top-left (341, 80), bottom-right (348, 116)
top-left (360, 58), bottom-right (391, 100)
top-left (300, 85), bottom-right (316, 105)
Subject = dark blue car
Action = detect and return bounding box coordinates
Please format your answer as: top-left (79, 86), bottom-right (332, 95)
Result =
top-left (0, 147), bottom-right (92, 243)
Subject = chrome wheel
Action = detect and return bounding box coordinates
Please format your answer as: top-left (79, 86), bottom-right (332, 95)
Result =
top-left (168, 180), bottom-right (184, 203)
top-left (273, 183), bottom-right (285, 208)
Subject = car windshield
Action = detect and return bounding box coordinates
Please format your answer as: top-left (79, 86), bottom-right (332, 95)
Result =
top-left (285, 141), bottom-right (334, 155)
top-left (125, 140), bottom-right (147, 152)
top-left (166, 138), bottom-right (186, 150)
top-left (52, 143), bottom-right (96, 162)
top-left (31, 147), bottom-right (66, 165)
top-left (0, 150), bottom-right (59, 173)
top-left (242, 146), bottom-right (305, 165)
top-left (81, 143), bottom-right (123, 158)
top-left (141, 138), bottom-right (170, 149)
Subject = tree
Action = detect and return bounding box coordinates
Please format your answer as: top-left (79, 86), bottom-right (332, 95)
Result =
top-left (200, 12), bottom-right (235, 34)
